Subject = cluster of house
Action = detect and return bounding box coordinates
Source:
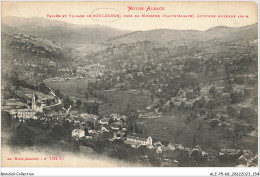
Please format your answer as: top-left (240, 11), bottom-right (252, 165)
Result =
top-left (71, 112), bottom-right (158, 149)
top-left (71, 112), bottom-right (257, 167)
top-left (219, 148), bottom-right (258, 167)
top-left (72, 113), bottom-right (205, 155)
top-left (4, 93), bottom-right (46, 120)
top-left (71, 113), bottom-right (127, 138)
top-left (72, 123), bottom-right (209, 159)
top-left (48, 63), bottom-right (106, 81)
top-left (124, 133), bottom-right (153, 148)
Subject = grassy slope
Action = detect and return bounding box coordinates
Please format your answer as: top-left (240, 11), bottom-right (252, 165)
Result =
top-left (139, 107), bottom-right (234, 150)
top-left (100, 90), bottom-right (151, 115)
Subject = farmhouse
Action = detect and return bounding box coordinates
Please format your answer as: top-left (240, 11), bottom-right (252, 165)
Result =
top-left (110, 123), bottom-right (120, 130)
top-left (101, 126), bottom-right (110, 133)
top-left (113, 131), bottom-right (127, 140)
top-left (167, 143), bottom-right (176, 151)
top-left (219, 149), bottom-right (240, 156)
top-left (80, 113), bottom-right (99, 121)
top-left (99, 118), bottom-right (110, 125)
top-left (125, 133), bottom-right (153, 148)
top-left (10, 109), bottom-right (36, 119)
top-left (72, 129), bottom-right (85, 138)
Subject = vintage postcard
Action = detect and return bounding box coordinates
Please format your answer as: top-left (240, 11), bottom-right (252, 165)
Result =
top-left (1, 1), bottom-right (258, 171)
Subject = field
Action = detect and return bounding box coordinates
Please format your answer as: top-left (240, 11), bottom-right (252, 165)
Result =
top-left (45, 78), bottom-right (97, 102)
top-left (139, 108), bottom-right (235, 150)
top-left (100, 90), bottom-right (152, 116)
top-left (16, 87), bottom-right (54, 100)
top-left (46, 78), bottom-right (152, 116)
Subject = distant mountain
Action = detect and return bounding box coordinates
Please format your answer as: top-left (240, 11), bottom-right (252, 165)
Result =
top-left (2, 16), bottom-right (257, 46)
top-left (108, 29), bottom-right (203, 43)
top-left (2, 32), bottom-right (77, 66)
top-left (204, 23), bottom-right (258, 41)
top-left (2, 16), bottom-right (131, 47)
top-left (108, 24), bottom-right (258, 43)
top-left (2, 23), bottom-right (22, 33)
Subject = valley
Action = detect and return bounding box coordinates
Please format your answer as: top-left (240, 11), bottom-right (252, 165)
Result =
top-left (1, 16), bottom-right (258, 167)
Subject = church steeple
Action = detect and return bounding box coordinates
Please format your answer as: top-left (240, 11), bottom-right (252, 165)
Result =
top-left (31, 93), bottom-right (43, 112)
top-left (32, 93), bottom-right (36, 103)
top-left (32, 93), bottom-right (37, 111)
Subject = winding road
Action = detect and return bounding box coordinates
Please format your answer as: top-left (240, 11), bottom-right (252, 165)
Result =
top-left (44, 85), bottom-right (62, 108)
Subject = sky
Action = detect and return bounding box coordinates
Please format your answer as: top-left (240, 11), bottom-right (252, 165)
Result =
top-left (2, 1), bottom-right (258, 31)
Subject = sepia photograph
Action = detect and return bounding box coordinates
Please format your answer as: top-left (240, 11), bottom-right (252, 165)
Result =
top-left (0, 1), bottom-right (259, 175)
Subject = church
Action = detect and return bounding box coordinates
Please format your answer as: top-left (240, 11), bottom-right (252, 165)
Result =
top-left (10, 93), bottom-right (45, 120)
top-left (31, 93), bottom-right (45, 112)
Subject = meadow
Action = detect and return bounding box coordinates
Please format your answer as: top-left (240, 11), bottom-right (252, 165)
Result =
top-left (45, 78), bottom-right (97, 102)
top-left (100, 90), bottom-right (152, 116)
top-left (139, 107), bottom-right (235, 150)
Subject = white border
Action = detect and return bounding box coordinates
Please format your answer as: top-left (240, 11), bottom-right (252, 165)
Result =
top-left (0, 0), bottom-right (259, 176)
top-left (1, 167), bottom-right (260, 176)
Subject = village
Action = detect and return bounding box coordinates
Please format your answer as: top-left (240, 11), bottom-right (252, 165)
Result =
top-left (1, 19), bottom-right (258, 167)
top-left (1, 80), bottom-right (258, 167)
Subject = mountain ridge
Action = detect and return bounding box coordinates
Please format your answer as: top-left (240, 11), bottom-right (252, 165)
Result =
top-left (2, 16), bottom-right (131, 47)
top-left (2, 16), bottom-right (258, 45)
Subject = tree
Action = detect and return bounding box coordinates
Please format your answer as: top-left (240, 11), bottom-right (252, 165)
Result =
top-left (230, 92), bottom-right (244, 104)
top-left (62, 120), bottom-right (71, 130)
top-left (88, 121), bottom-right (95, 129)
top-left (46, 99), bottom-right (51, 106)
top-left (151, 94), bottom-right (154, 102)
top-left (72, 68), bottom-right (76, 74)
top-left (161, 140), bottom-right (170, 146)
top-left (37, 82), bottom-right (50, 94)
top-left (169, 100), bottom-right (174, 108)
top-left (125, 103), bottom-right (131, 113)
top-left (193, 86), bottom-right (201, 95)
top-left (207, 100), bottom-right (217, 109)
top-left (198, 123), bottom-right (202, 130)
top-left (1, 111), bottom-right (12, 130)
top-left (239, 107), bottom-right (257, 120)
top-left (109, 118), bottom-right (114, 124)
top-left (148, 152), bottom-right (161, 167)
top-left (85, 91), bottom-right (89, 100)
top-left (126, 112), bottom-right (138, 132)
top-left (76, 99), bottom-right (82, 107)
top-left (223, 85), bottom-right (233, 93)
top-left (186, 112), bottom-right (197, 123)
top-left (199, 97), bottom-right (207, 108)
top-left (72, 139), bottom-right (80, 152)
top-left (209, 86), bottom-right (216, 97)
top-left (180, 101), bottom-right (186, 109)
top-left (211, 119), bottom-right (219, 128)
top-left (207, 110), bottom-right (217, 119)
top-left (92, 139), bottom-right (107, 154)
top-left (190, 150), bottom-right (202, 166)
top-left (84, 127), bottom-right (89, 136)
top-left (35, 112), bottom-right (45, 119)
top-left (55, 89), bottom-right (64, 99)
top-left (251, 97), bottom-right (257, 105)
top-left (64, 95), bottom-right (73, 109)
top-left (226, 106), bottom-right (238, 118)
top-left (9, 125), bottom-right (35, 146)
top-left (49, 125), bottom-right (66, 140)
top-left (192, 100), bottom-right (200, 109)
